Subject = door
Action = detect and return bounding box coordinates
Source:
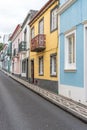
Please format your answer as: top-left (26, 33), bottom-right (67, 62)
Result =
top-left (31, 60), bottom-right (34, 83)
top-left (12, 62), bottom-right (14, 74)
top-left (26, 59), bottom-right (28, 79)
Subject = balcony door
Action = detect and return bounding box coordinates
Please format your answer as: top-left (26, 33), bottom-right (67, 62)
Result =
top-left (26, 59), bottom-right (28, 79)
top-left (12, 62), bottom-right (14, 74)
top-left (31, 60), bottom-right (34, 83)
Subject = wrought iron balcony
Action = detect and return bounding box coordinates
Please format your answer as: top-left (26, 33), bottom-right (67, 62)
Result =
top-left (31, 34), bottom-right (46, 52)
top-left (19, 41), bottom-right (26, 53)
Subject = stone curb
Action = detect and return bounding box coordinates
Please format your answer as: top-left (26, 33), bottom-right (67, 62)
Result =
top-left (2, 70), bottom-right (87, 123)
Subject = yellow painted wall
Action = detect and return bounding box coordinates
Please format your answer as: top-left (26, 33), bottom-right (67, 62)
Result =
top-left (30, 1), bottom-right (58, 81)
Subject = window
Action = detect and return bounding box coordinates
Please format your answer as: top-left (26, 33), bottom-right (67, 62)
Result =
top-left (22, 60), bottom-right (26, 73)
top-left (31, 27), bottom-right (34, 39)
top-left (51, 7), bottom-right (57, 32)
top-left (39, 19), bottom-right (44, 34)
top-left (24, 28), bottom-right (27, 42)
top-left (39, 56), bottom-right (43, 75)
top-left (18, 39), bottom-right (20, 44)
top-left (50, 54), bottom-right (57, 76)
top-left (65, 30), bottom-right (76, 70)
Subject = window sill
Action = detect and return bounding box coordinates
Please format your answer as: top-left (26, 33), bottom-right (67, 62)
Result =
top-left (50, 27), bottom-right (57, 33)
top-left (64, 69), bottom-right (77, 72)
top-left (50, 74), bottom-right (57, 77)
top-left (39, 74), bottom-right (44, 76)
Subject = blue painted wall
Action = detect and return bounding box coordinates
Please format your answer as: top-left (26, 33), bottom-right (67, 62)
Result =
top-left (60, 0), bottom-right (87, 87)
top-left (82, 0), bottom-right (87, 21)
top-left (60, 0), bottom-right (68, 6)
top-left (60, 0), bottom-right (82, 33)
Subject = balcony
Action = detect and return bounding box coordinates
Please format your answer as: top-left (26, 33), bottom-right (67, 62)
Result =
top-left (19, 41), bottom-right (26, 53)
top-left (31, 34), bottom-right (46, 52)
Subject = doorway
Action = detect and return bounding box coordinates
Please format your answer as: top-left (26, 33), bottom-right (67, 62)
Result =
top-left (31, 60), bottom-right (34, 83)
top-left (26, 59), bottom-right (28, 79)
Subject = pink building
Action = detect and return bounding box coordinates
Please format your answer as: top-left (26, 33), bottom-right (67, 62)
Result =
top-left (9, 24), bottom-right (22, 76)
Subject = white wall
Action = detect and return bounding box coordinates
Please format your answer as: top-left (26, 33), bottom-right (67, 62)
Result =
top-left (21, 18), bottom-right (30, 59)
top-left (59, 84), bottom-right (87, 105)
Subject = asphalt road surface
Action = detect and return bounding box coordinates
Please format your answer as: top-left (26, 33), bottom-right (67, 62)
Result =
top-left (0, 71), bottom-right (87, 130)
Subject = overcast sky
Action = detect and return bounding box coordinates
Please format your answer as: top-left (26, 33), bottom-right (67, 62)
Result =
top-left (0, 0), bottom-right (48, 42)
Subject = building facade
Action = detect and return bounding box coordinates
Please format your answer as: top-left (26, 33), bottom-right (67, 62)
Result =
top-left (7, 41), bottom-right (12, 73)
top-left (1, 44), bottom-right (8, 71)
top-left (20, 10), bottom-right (38, 79)
top-left (10, 24), bottom-right (22, 76)
top-left (29, 0), bottom-right (59, 93)
top-left (0, 34), bottom-right (11, 72)
top-left (58, 0), bottom-right (87, 104)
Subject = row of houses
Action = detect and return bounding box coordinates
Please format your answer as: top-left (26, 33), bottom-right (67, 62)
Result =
top-left (0, 0), bottom-right (87, 105)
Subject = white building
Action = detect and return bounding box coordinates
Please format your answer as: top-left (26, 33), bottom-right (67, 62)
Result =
top-left (20, 10), bottom-right (38, 79)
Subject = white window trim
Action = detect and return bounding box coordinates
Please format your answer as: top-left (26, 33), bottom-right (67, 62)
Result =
top-left (51, 7), bottom-right (57, 32)
top-left (39, 57), bottom-right (43, 75)
top-left (84, 23), bottom-right (87, 99)
top-left (31, 27), bottom-right (34, 39)
top-left (51, 57), bottom-right (56, 75)
top-left (50, 54), bottom-right (57, 76)
top-left (39, 19), bottom-right (44, 34)
top-left (64, 30), bottom-right (76, 71)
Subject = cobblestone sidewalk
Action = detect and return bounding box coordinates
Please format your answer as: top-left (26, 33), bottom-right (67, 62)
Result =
top-left (3, 70), bottom-right (87, 123)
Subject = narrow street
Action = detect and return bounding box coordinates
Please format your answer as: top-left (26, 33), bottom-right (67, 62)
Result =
top-left (0, 71), bottom-right (87, 130)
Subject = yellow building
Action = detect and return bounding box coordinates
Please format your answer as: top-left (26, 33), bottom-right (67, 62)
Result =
top-left (29, 0), bottom-right (59, 93)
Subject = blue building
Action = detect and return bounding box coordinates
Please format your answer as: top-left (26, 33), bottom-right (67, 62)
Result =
top-left (58, 0), bottom-right (87, 104)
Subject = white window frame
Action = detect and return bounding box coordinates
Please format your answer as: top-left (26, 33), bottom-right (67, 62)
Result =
top-left (31, 27), bottom-right (34, 39)
top-left (39, 19), bottom-right (44, 34)
top-left (51, 7), bottom-right (57, 31)
top-left (39, 56), bottom-right (43, 75)
top-left (84, 23), bottom-right (87, 99)
top-left (64, 30), bottom-right (76, 71)
top-left (22, 60), bottom-right (26, 73)
top-left (50, 54), bottom-right (57, 76)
